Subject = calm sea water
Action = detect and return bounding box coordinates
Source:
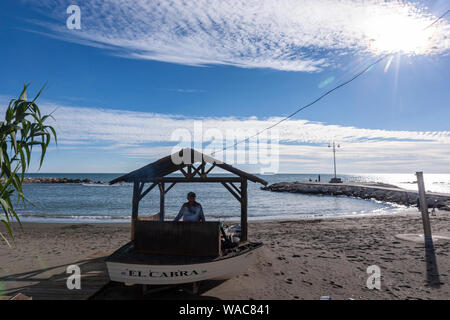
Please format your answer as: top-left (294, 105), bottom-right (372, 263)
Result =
top-left (16, 173), bottom-right (450, 223)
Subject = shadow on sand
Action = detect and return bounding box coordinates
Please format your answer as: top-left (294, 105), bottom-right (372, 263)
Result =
top-left (0, 256), bottom-right (109, 300)
top-left (424, 237), bottom-right (441, 288)
top-left (90, 280), bottom-right (225, 300)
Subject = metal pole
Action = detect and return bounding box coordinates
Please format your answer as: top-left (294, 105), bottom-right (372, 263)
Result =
top-left (416, 172), bottom-right (432, 240)
top-left (333, 142), bottom-right (337, 179)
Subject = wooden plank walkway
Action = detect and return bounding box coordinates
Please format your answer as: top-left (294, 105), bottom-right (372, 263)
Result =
top-left (0, 251), bottom-right (111, 300)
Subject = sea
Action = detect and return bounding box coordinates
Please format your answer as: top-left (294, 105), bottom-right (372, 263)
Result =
top-left (15, 173), bottom-right (450, 223)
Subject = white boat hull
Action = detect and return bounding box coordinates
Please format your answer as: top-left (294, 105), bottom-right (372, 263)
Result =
top-left (106, 245), bottom-right (262, 285)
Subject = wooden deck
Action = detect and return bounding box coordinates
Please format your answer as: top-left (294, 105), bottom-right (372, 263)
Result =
top-left (0, 251), bottom-right (111, 300)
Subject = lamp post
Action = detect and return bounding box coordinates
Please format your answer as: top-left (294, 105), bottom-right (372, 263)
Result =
top-left (328, 141), bottom-right (342, 183)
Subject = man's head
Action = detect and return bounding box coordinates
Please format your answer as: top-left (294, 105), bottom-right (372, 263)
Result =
top-left (187, 192), bottom-right (196, 204)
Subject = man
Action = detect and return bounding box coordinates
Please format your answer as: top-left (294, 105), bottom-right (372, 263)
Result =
top-left (173, 192), bottom-right (205, 222)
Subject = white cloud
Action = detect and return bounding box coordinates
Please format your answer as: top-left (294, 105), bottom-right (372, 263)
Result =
top-left (27, 0), bottom-right (450, 72)
top-left (23, 101), bottom-right (449, 146)
top-left (1, 96), bottom-right (448, 173)
top-left (2, 93), bottom-right (449, 172)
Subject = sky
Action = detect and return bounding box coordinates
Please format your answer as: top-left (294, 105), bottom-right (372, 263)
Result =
top-left (0, 0), bottom-right (449, 174)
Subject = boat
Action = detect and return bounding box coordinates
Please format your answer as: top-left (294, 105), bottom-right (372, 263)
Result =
top-left (106, 148), bottom-right (268, 286)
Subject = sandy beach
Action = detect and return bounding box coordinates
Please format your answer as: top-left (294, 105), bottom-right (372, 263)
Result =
top-left (1, 210), bottom-right (449, 300)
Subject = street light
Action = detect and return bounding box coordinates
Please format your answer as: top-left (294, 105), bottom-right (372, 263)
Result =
top-left (328, 141), bottom-right (342, 183)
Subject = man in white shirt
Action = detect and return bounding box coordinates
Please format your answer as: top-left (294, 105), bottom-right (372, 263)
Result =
top-left (173, 192), bottom-right (205, 222)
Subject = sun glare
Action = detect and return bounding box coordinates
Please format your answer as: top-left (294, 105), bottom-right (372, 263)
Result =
top-left (365, 13), bottom-right (434, 55)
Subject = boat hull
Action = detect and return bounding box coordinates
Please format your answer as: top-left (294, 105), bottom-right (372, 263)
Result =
top-left (106, 243), bottom-right (262, 285)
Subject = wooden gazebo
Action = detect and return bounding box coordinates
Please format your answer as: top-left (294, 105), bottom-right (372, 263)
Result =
top-left (110, 148), bottom-right (268, 243)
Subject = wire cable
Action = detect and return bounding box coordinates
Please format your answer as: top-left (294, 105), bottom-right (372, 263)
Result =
top-left (423, 9), bottom-right (449, 29)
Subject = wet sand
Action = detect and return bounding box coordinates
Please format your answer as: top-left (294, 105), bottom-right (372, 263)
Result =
top-left (1, 210), bottom-right (450, 300)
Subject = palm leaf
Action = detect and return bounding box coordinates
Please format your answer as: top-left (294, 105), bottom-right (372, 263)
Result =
top-left (0, 84), bottom-right (56, 244)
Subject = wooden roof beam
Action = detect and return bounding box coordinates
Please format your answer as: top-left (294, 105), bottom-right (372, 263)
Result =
top-left (139, 182), bottom-right (157, 201)
top-left (221, 182), bottom-right (242, 203)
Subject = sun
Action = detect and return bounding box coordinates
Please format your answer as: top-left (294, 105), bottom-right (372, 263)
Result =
top-left (365, 13), bottom-right (434, 55)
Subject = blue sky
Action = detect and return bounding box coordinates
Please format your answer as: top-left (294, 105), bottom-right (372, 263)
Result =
top-left (0, 0), bottom-right (449, 174)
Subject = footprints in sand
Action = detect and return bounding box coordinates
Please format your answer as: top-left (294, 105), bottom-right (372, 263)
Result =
top-left (380, 257), bottom-right (394, 262)
top-left (329, 280), bottom-right (343, 289)
top-left (47, 250), bottom-right (62, 255)
top-left (259, 216), bottom-right (450, 299)
top-left (302, 280), bottom-right (313, 286)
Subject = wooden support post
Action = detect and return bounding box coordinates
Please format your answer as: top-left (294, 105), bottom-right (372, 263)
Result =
top-left (241, 179), bottom-right (248, 242)
top-left (416, 172), bottom-right (432, 241)
top-left (159, 182), bottom-right (165, 221)
top-left (131, 181), bottom-right (140, 240)
top-left (201, 160), bottom-right (206, 176)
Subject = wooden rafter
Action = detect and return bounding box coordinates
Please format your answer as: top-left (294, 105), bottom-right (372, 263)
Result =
top-left (191, 163), bottom-right (205, 177)
top-left (179, 167), bottom-right (189, 177)
top-left (140, 182), bottom-right (157, 201)
top-left (205, 163), bottom-right (216, 175)
top-left (146, 177), bottom-right (243, 183)
top-left (138, 181), bottom-right (145, 195)
top-left (229, 182), bottom-right (241, 195)
top-left (221, 182), bottom-right (242, 202)
top-left (164, 182), bottom-right (176, 194)
top-left (109, 148), bottom-right (268, 186)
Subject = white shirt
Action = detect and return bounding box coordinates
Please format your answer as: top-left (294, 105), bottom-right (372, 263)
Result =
top-left (174, 203), bottom-right (205, 222)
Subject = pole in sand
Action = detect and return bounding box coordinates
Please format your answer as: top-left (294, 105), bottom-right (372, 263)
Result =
top-left (416, 172), bottom-right (432, 243)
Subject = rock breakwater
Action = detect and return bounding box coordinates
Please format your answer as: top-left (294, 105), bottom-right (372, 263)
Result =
top-left (262, 182), bottom-right (450, 211)
top-left (21, 177), bottom-right (102, 184)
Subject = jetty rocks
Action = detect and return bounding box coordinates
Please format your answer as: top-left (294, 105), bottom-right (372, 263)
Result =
top-left (262, 181), bottom-right (450, 211)
top-left (22, 177), bottom-right (102, 184)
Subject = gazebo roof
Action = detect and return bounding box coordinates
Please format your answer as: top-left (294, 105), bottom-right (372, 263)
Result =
top-left (109, 148), bottom-right (268, 185)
